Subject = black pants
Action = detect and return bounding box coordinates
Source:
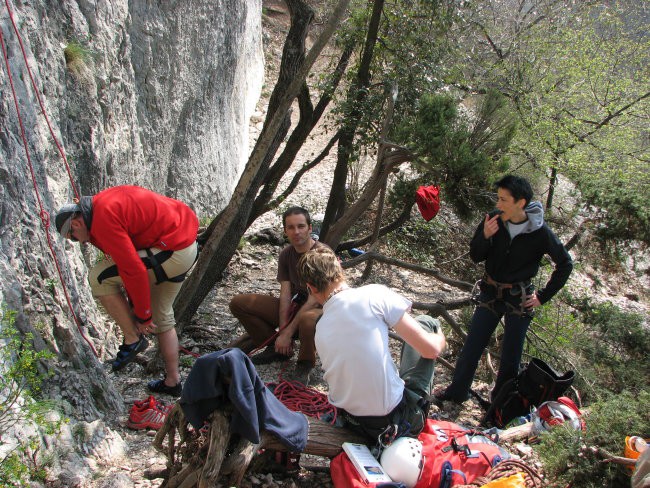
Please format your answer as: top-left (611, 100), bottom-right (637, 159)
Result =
top-left (445, 288), bottom-right (533, 402)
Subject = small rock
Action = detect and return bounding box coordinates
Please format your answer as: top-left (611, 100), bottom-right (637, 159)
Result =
top-left (515, 442), bottom-right (533, 457)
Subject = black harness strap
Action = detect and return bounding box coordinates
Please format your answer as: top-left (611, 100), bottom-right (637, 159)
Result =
top-left (96, 249), bottom-right (187, 285)
top-left (477, 277), bottom-right (534, 318)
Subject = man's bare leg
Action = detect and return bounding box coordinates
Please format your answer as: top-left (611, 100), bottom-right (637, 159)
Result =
top-left (98, 294), bottom-right (140, 344)
top-left (157, 328), bottom-right (180, 386)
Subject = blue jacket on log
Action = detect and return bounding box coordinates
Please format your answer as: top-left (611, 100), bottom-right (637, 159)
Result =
top-left (180, 348), bottom-right (308, 452)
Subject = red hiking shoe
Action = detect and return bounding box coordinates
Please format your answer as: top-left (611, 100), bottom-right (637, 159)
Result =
top-left (127, 396), bottom-right (173, 430)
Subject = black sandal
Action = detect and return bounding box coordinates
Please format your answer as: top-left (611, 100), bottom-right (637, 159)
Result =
top-left (111, 335), bottom-right (149, 372)
top-left (147, 377), bottom-right (182, 396)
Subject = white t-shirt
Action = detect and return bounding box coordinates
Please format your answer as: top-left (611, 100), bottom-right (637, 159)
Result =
top-left (315, 284), bottom-right (411, 416)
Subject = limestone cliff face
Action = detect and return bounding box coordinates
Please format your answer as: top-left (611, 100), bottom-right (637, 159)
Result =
top-left (0, 0), bottom-right (263, 418)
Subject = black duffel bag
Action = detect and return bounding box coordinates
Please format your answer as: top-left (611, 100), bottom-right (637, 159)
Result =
top-left (482, 358), bottom-right (575, 428)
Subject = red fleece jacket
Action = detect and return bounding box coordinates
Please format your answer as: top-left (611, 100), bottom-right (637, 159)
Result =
top-left (89, 186), bottom-right (198, 322)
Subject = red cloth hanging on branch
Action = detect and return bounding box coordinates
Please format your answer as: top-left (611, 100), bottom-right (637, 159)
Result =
top-left (415, 185), bottom-right (441, 222)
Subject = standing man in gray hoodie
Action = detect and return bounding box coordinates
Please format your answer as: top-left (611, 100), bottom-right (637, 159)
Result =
top-left (435, 175), bottom-right (573, 404)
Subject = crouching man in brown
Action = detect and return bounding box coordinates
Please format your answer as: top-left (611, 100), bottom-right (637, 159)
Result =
top-left (229, 206), bottom-right (328, 385)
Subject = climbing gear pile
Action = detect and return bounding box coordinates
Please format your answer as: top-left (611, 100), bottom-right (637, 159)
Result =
top-left (482, 358), bottom-right (575, 428)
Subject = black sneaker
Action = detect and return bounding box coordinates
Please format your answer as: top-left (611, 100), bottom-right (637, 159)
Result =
top-left (147, 377), bottom-right (183, 396)
top-left (112, 336), bottom-right (149, 372)
top-left (251, 346), bottom-right (291, 365)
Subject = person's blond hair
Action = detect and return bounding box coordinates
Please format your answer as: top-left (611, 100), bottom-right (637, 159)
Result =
top-left (298, 247), bottom-right (345, 293)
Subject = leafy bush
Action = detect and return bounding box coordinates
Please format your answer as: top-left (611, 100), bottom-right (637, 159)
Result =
top-left (537, 390), bottom-right (649, 488)
top-left (570, 298), bottom-right (649, 397)
top-left (0, 307), bottom-right (64, 487)
top-left (525, 295), bottom-right (649, 402)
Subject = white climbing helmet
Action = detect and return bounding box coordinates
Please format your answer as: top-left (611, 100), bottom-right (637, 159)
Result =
top-left (379, 437), bottom-right (424, 488)
top-left (531, 396), bottom-right (584, 435)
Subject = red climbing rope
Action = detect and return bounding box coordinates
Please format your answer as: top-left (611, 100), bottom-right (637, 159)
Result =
top-left (1, 1), bottom-right (97, 356)
top-left (269, 379), bottom-right (338, 424)
top-left (179, 345), bottom-right (200, 358)
top-left (3, 0), bottom-right (79, 201)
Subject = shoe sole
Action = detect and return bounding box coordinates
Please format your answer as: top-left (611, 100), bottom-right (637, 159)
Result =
top-left (112, 338), bottom-right (149, 372)
top-left (147, 380), bottom-right (182, 396)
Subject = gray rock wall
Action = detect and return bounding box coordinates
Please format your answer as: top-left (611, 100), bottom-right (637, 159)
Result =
top-left (0, 0), bottom-right (263, 418)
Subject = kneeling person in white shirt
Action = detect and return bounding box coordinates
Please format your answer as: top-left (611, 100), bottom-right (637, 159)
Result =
top-left (297, 247), bottom-right (446, 442)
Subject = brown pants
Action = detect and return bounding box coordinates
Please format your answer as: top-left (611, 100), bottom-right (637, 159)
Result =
top-left (229, 293), bottom-right (321, 366)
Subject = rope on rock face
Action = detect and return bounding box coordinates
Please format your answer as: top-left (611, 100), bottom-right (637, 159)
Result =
top-left (1, 1), bottom-right (97, 357)
top-left (269, 379), bottom-right (338, 424)
top-left (3, 0), bottom-right (80, 201)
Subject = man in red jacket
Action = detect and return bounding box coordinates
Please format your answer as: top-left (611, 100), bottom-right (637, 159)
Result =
top-left (55, 186), bottom-right (199, 396)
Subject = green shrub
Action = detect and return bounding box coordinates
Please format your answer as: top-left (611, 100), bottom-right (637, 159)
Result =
top-left (570, 298), bottom-right (649, 397)
top-left (63, 41), bottom-right (94, 70)
top-left (525, 295), bottom-right (649, 402)
top-left (0, 306), bottom-right (65, 487)
top-left (537, 390), bottom-right (649, 488)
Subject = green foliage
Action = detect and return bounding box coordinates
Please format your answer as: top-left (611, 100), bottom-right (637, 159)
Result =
top-left (571, 298), bottom-right (650, 395)
top-left (384, 218), bottom-right (443, 268)
top-left (179, 355), bottom-right (195, 369)
top-left (457, 0), bottom-right (649, 242)
top-left (537, 390), bottom-right (650, 488)
top-left (527, 295), bottom-right (649, 402)
top-left (63, 41), bottom-right (94, 71)
top-left (581, 174), bottom-right (650, 245)
top-left (395, 90), bottom-right (514, 218)
top-left (0, 306), bottom-right (65, 487)
top-left (0, 452), bottom-right (30, 487)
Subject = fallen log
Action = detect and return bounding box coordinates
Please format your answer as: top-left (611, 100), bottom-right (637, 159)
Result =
top-left (153, 403), bottom-right (367, 487)
top-left (261, 416), bottom-right (367, 457)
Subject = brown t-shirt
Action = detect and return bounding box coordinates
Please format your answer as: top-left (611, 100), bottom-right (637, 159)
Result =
top-left (277, 240), bottom-right (329, 296)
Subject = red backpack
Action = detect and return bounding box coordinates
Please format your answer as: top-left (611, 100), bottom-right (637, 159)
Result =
top-left (330, 419), bottom-right (510, 488)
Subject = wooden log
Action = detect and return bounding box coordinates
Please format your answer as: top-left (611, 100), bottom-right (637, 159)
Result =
top-left (168, 463), bottom-right (200, 488)
top-left (220, 437), bottom-right (259, 486)
top-left (260, 415), bottom-right (367, 457)
top-left (199, 412), bottom-right (230, 487)
top-left (498, 421), bottom-right (536, 442)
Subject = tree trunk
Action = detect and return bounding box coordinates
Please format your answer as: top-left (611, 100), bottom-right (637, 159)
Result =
top-left (361, 85), bottom-right (399, 279)
top-left (337, 199), bottom-right (415, 251)
top-left (323, 146), bottom-right (413, 249)
top-left (546, 166), bottom-right (557, 210)
top-left (248, 43), bottom-right (354, 225)
top-left (174, 0), bottom-right (351, 328)
top-left (320, 0), bottom-right (385, 241)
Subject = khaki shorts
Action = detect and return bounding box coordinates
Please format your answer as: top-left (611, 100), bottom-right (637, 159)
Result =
top-left (88, 242), bottom-right (197, 333)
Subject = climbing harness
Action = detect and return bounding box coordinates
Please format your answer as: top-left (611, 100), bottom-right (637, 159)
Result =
top-left (1, 1), bottom-right (97, 356)
top-left (477, 275), bottom-right (534, 318)
top-left (95, 248), bottom-right (194, 285)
